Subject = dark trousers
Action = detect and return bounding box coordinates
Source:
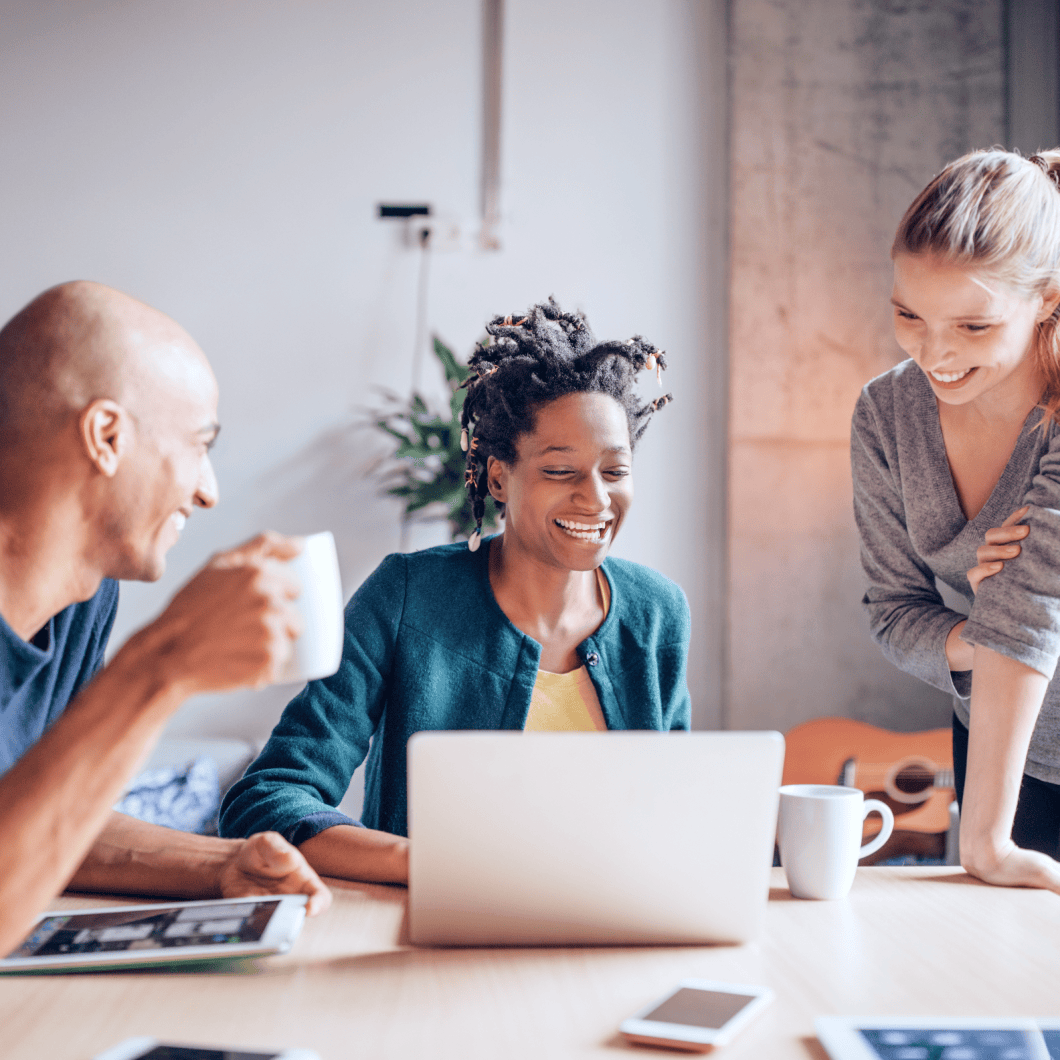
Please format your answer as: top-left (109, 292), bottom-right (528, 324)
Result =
top-left (952, 713), bottom-right (1060, 859)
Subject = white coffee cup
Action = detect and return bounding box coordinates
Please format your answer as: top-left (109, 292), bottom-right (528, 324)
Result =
top-left (276, 531), bottom-right (344, 685)
top-left (777, 784), bottom-right (895, 900)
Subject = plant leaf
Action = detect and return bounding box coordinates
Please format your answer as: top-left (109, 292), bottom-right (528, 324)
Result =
top-left (368, 336), bottom-right (502, 541)
top-left (433, 336), bottom-right (469, 386)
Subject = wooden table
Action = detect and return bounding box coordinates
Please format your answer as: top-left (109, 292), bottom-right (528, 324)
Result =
top-left (4, 867), bottom-right (1060, 1060)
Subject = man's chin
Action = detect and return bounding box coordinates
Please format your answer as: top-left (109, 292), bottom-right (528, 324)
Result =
top-left (141, 555), bottom-right (168, 582)
top-left (115, 552), bottom-right (167, 583)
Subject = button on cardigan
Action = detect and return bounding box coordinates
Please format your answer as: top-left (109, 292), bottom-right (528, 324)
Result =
top-left (219, 539), bottom-right (691, 841)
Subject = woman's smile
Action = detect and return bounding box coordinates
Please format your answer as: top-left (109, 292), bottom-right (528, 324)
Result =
top-left (891, 252), bottom-right (1049, 410)
top-left (488, 391), bottom-right (633, 572)
top-left (928, 365), bottom-right (978, 387)
top-left (554, 517), bottom-right (613, 544)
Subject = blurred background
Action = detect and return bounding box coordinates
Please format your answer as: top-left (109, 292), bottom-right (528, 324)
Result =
top-left (0, 1), bottom-right (1055, 774)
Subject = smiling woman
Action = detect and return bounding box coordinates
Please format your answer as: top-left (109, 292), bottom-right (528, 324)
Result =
top-left (852, 148), bottom-right (1060, 895)
top-left (219, 299), bottom-right (691, 885)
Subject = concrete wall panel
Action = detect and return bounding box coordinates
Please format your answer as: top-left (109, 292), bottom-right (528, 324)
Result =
top-left (729, 0), bottom-right (1004, 732)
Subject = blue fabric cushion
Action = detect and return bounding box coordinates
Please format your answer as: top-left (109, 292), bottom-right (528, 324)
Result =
top-left (116, 756), bottom-right (221, 835)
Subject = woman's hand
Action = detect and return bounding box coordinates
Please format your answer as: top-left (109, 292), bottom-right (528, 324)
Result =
top-left (961, 835), bottom-right (1060, 893)
top-left (947, 505), bottom-right (1032, 670)
top-left (967, 505), bottom-right (1030, 595)
top-left (960, 645), bottom-right (1055, 892)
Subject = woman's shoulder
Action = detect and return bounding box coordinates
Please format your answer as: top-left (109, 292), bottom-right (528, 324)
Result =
top-left (853, 358), bottom-right (932, 437)
top-left (400, 539), bottom-right (482, 567)
top-left (858, 358), bottom-right (926, 407)
top-left (347, 541), bottom-right (496, 642)
top-left (361, 541), bottom-right (485, 597)
top-left (601, 557), bottom-right (689, 632)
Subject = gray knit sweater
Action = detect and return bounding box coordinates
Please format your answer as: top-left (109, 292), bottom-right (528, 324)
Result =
top-left (852, 358), bottom-right (1060, 784)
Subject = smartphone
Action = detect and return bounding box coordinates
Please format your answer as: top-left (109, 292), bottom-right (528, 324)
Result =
top-left (93, 1038), bottom-right (321, 1060)
top-left (619, 979), bottom-right (774, 1052)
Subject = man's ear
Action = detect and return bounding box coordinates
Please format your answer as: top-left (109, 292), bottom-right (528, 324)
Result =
top-left (487, 455), bottom-right (508, 504)
top-left (80, 399), bottom-right (130, 478)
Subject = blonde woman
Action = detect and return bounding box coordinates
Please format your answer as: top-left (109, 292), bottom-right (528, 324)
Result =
top-left (853, 149), bottom-right (1060, 892)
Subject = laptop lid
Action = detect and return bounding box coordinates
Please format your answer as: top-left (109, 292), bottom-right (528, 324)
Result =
top-left (407, 730), bottom-right (784, 946)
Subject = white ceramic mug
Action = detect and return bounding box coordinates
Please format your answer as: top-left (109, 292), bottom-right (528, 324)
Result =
top-left (777, 784), bottom-right (895, 900)
top-left (276, 531), bottom-right (344, 685)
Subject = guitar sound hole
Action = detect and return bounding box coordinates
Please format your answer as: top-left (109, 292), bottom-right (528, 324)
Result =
top-left (893, 766), bottom-right (933, 797)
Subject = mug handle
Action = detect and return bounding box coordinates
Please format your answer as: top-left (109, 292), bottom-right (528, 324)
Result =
top-left (858, 799), bottom-right (895, 860)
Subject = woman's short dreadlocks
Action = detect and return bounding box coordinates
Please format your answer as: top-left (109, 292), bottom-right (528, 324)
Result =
top-left (459, 297), bottom-right (673, 549)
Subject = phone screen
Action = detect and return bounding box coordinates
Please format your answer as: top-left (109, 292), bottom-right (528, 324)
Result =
top-left (643, 988), bottom-right (757, 1030)
top-left (8, 901), bottom-right (281, 959)
top-left (137, 1050), bottom-right (279, 1060)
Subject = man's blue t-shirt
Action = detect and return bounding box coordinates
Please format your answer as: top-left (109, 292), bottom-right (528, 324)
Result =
top-left (0, 579), bottom-right (119, 776)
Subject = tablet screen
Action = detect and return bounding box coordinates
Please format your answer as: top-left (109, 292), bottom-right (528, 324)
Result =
top-left (8, 900), bottom-right (281, 959)
top-left (858, 1026), bottom-right (1042, 1059)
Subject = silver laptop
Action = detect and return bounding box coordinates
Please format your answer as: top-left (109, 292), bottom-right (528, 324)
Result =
top-left (407, 730), bottom-right (784, 946)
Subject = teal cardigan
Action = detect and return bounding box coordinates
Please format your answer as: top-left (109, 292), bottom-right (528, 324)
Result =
top-left (219, 539), bottom-right (691, 841)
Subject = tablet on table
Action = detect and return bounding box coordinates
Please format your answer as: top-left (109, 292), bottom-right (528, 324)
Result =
top-left (1, 894), bottom-right (307, 973)
top-left (817, 1015), bottom-right (1060, 1060)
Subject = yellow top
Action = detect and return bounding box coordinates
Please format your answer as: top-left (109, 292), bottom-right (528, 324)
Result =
top-left (523, 571), bottom-right (609, 732)
top-left (524, 665), bottom-right (606, 731)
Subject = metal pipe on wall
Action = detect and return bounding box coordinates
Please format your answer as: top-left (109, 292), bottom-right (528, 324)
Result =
top-left (480, 0), bottom-right (503, 251)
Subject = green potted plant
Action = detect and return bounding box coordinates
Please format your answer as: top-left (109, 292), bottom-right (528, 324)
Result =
top-left (373, 337), bottom-right (499, 541)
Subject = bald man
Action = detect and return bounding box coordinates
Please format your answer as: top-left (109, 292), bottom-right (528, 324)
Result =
top-left (0, 281), bottom-right (339, 955)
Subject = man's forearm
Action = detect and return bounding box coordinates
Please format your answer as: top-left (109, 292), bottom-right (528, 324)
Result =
top-left (962, 643), bottom-right (1049, 871)
top-left (67, 812), bottom-right (242, 898)
top-left (0, 531), bottom-right (323, 954)
top-left (0, 631), bottom-right (185, 954)
top-left (298, 824), bottom-right (409, 885)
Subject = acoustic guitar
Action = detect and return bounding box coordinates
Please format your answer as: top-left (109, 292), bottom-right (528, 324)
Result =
top-left (783, 718), bottom-right (955, 860)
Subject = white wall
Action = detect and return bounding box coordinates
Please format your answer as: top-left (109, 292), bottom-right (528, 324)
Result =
top-left (0, 1), bottom-right (727, 741)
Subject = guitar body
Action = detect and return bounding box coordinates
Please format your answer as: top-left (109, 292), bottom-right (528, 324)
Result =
top-left (783, 718), bottom-right (955, 838)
